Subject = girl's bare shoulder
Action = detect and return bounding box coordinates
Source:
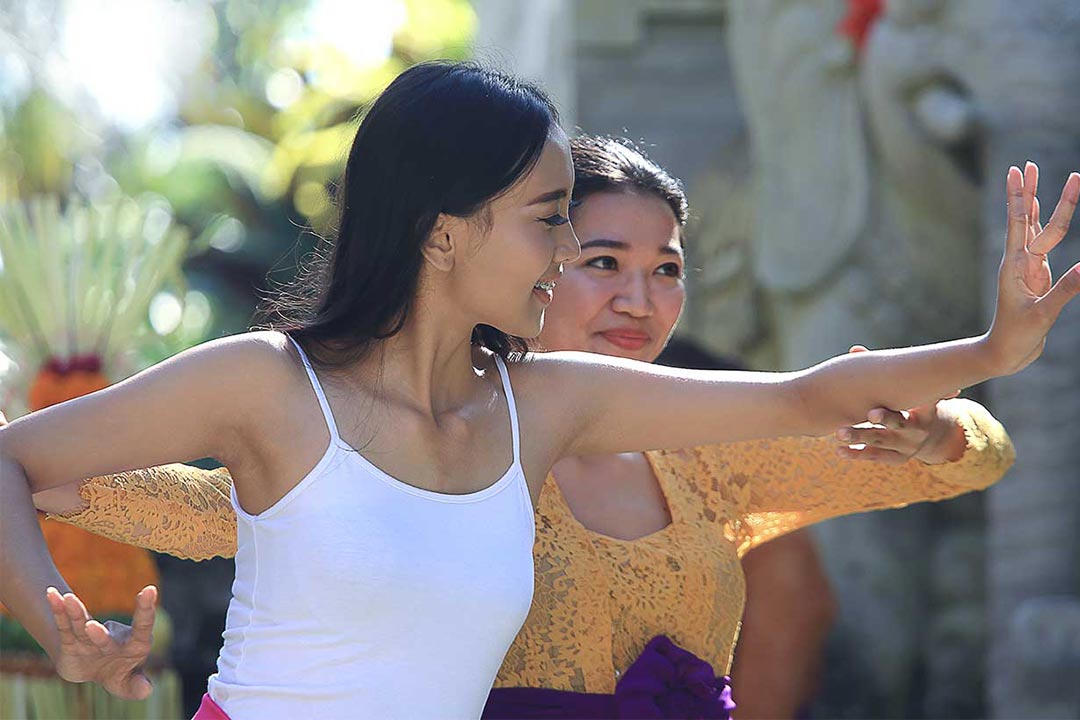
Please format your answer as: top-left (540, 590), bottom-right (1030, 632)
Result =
top-left (197, 330), bottom-right (310, 391)
top-left (201, 329), bottom-right (318, 421)
top-left (508, 350), bottom-right (629, 400)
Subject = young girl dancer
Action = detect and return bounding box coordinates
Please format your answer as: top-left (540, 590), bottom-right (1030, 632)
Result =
top-left (2, 61), bottom-right (1078, 719)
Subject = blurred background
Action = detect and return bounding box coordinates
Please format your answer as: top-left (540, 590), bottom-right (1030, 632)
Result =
top-left (1, 0), bottom-right (1078, 718)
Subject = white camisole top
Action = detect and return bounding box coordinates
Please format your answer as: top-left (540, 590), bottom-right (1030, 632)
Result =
top-left (207, 339), bottom-right (535, 719)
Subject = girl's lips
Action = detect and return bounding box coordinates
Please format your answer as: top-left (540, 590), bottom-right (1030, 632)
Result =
top-left (532, 286), bottom-right (553, 305)
top-left (599, 331), bottom-right (651, 351)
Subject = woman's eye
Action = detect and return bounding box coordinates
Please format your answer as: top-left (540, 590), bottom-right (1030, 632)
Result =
top-left (539, 213), bottom-right (570, 227)
top-left (657, 262), bottom-right (684, 279)
top-left (585, 256), bottom-right (617, 271)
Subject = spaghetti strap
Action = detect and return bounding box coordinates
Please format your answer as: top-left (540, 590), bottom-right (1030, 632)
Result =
top-left (286, 334), bottom-right (341, 443)
top-left (492, 355), bottom-right (521, 466)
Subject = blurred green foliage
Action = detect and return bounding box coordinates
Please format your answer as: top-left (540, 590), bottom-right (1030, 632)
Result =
top-left (0, 0), bottom-right (476, 342)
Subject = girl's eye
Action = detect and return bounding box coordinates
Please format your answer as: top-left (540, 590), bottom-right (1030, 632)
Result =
top-left (657, 262), bottom-right (684, 279)
top-left (585, 256), bottom-right (617, 271)
top-left (539, 213), bottom-right (570, 227)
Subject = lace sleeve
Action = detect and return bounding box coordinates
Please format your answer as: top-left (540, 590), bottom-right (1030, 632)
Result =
top-left (47, 464), bottom-right (238, 561)
top-left (698, 398), bottom-right (1015, 555)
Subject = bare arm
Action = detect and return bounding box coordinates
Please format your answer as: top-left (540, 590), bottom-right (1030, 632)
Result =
top-left (531, 337), bottom-right (989, 458)
top-left (527, 168), bottom-right (1078, 461)
top-left (0, 331), bottom-right (288, 682)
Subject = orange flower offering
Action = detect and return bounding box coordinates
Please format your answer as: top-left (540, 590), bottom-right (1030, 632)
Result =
top-left (28, 355), bottom-right (110, 413)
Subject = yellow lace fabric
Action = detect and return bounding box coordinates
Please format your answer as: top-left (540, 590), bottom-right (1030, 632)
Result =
top-left (51, 465), bottom-right (237, 561)
top-left (497, 399), bottom-right (1014, 691)
top-left (52, 399), bottom-right (1014, 690)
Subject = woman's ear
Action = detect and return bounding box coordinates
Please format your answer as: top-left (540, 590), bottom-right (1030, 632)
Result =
top-left (421, 214), bottom-right (456, 272)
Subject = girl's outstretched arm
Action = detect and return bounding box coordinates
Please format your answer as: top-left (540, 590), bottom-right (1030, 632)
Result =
top-left (524, 166), bottom-right (1079, 461)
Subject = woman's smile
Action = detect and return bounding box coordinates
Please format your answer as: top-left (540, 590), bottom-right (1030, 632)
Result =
top-left (597, 327), bottom-right (651, 351)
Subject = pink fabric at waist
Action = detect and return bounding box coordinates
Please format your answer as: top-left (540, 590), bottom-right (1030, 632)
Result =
top-left (193, 693), bottom-right (230, 720)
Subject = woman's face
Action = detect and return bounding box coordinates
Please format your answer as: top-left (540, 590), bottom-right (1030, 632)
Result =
top-left (537, 190), bottom-right (686, 362)
top-left (454, 128), bottom-right (580, 340)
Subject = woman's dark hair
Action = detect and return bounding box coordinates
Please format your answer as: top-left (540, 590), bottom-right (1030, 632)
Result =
top-left (260, 61), bottom-right (559, 367)
top-left (569, 135), bottom-right (688, 235)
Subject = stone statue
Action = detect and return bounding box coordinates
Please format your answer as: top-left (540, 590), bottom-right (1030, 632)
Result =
top-left (725, 0), bottom-right (1080, 716)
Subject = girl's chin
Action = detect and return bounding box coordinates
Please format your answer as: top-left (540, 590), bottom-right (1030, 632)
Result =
top-left (477, 305), bottom-right (546, 343)
top-left (508, 311), bottom-right (546, 342)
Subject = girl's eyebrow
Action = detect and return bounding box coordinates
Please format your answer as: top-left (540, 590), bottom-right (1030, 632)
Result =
top-left (527, 188), bottom-right (568, 206)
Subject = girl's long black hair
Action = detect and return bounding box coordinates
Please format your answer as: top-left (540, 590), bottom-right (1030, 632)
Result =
top-left (260, 61), bottom-right (559, 367)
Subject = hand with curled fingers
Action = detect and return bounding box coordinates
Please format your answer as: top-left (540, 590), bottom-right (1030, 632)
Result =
top-left (834, 346), bottom-right (965, 466)
top-left (983, 163), bottom-right (1080, 375)
top-left (44, 585), bottom-right (158, 700)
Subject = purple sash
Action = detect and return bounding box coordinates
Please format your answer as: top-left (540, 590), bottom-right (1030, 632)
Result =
top-left (483, 635), bottom-right (735, 719)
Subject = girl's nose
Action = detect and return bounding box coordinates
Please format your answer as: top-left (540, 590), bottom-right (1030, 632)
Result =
top-left (555, 224), bottom-right (581, 264)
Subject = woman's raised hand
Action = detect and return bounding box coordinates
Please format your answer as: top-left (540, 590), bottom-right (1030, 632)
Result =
top-left (984, 163), bottom-right (1080, 375)
top-left (45, 585), bottom-right (157, 700)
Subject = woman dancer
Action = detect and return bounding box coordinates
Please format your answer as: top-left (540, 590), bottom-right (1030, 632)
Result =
top-left (3, 61), bottom-right (1079, 719)
top-left (39, 135), bottom-right (1018, 718)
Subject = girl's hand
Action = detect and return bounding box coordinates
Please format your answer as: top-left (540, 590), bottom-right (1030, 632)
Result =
top-left (834, 346), bottom-right (964, 466)
top-left (985, 163), bottom-right (1080, 375)
top-left (45, 585), bottom-right (157, 700)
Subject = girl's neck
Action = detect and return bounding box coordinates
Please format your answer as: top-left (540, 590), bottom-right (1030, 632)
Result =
top-left (344, 300), bottom-right (490, 419)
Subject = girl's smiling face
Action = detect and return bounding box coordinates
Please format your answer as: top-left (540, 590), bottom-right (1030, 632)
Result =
top-left (537, 190), bottom-right (686, 362)
top-left (447, 128), bottom-right (581, 340)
